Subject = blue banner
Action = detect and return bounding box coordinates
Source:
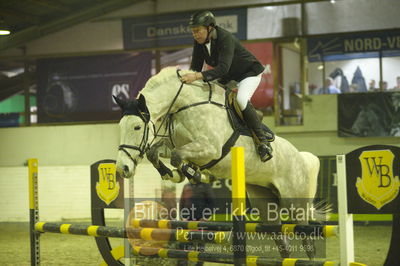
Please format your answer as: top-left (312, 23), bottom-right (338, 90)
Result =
top-left (123, 9), bottom-right (247, 50)
top-left (308, 30), bottom-right (400, 62)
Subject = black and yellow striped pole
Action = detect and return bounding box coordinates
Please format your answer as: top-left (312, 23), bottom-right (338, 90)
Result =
top-left (34, 221), bottom-right (338, 242)
top-left (131, 246), bottom-right (336, 266)
top-left (129, 218), bottom-right (338, 238)
top-left (28, 158), bottom-right (40, 266)
top-left (33, 222), bottom-right (231, 244)
top-left (231, 146), bottom-right (246, 266)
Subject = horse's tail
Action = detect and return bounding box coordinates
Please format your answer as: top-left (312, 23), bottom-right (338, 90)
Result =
top-left (312, 200), bottom-right (332, 222)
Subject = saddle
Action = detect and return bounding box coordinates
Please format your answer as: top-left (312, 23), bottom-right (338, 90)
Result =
top-left (225, 90), bottom-right (275, 141)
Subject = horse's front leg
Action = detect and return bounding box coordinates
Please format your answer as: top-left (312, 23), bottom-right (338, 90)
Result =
top-left (170, 141), bottom-right (219, 184)
top-left (146, 140), bottom-right (185, 183)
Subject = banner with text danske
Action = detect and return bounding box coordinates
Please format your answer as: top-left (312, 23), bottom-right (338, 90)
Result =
top-left (123, 9), bottom-right (247, 50)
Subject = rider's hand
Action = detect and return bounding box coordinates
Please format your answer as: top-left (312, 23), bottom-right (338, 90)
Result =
top-left (180, 72), bottom-right (202, 83)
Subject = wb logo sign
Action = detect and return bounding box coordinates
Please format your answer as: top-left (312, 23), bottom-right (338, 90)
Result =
top-left (96, 163), bottom-right (120, 205)
top-left (356, 150), bottom-right (400, 210)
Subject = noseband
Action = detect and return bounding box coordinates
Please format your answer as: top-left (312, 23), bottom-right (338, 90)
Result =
top-left (118, 119), bottom-right (150, 165)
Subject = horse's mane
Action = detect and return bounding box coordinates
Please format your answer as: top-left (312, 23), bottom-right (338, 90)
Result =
top-left (142, 67), bottom-right (192, 94)
top-left (140, 67), bottom-right (225, 116)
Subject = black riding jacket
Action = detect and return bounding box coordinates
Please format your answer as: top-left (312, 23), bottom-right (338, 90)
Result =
top-left (190, 26), bottom-right (264, 83)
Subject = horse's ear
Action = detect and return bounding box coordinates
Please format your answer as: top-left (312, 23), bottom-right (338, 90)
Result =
top-left (137, 94), bottom-right (150, 122)
top-left (113, 95), bottom-right (126, 110)
top-left (138, 94), bottom-right (146, 106)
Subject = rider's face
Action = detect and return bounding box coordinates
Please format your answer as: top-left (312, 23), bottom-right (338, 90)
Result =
top-left (191, 26), bottom-right (209, 44)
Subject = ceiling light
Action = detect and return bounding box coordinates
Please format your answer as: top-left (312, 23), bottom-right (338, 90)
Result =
top-left (330, 0), bottom-right (336, 3)
top-left (317, 65), bottom-right (324, 70)
top-left (0, 29), bottom-right (11, 35)
top-left (0, 16), bottom-right (11, 35)
top-left (264, 6), bottom-right (275, 10)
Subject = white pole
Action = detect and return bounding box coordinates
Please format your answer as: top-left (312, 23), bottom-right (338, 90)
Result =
top-left (124, 177), bottom-right (132, 266)
top-left (336, 154), bottom-right (355, 266)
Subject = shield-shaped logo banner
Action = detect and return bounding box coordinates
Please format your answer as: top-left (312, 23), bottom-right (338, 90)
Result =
top-left (96, 163), bottom-right (120, 205)
top-left (356, 150), bottom-right (400, 210)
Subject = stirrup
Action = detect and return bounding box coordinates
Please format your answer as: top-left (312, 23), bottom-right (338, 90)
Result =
top-left (258, 143), bottom-right (273, 162)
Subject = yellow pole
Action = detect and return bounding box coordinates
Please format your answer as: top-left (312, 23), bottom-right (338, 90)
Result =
top-left (231, 146), bottom-right (246, 215)
top-left (28, 159), bottom-right (38, 210)
top-left (231, 147), bottom-right (246, 266)
top-left (28, 158), bottom-right (40, 266)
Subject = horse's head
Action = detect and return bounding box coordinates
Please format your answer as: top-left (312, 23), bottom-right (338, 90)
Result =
top-left (351, 106), bottom-right (371, 136)
top-left (351, 105), bottom-right (386, 136)
top-left (392, 92), bottom-right (400, 112)
top-left (114, 94), bottom-right (151, 178)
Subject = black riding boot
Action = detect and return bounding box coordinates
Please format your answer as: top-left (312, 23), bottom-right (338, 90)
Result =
top-left (242, 103), bottom-right (273, 162)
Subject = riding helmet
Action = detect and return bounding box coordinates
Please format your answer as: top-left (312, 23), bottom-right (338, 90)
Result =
top-left (189, 11), bottom-right (216, 27)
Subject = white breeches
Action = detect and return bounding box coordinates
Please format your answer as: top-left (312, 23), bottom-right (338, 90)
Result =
top-left (236, 73), bottom-right (262, 110)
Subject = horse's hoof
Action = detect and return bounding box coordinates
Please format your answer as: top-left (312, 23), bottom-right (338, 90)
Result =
top-left (274, 237), bottom-right (291, 258)
top-left (302, 238), bottom-right (316, 260)
top-left (169, 169), bottom-right (185, 183)
top-left (170, 151), bottom-right (182, 167)
top-left (200, 171), bottom-right (216, 183)
top-left (277, 244), bottom-right (291, 258)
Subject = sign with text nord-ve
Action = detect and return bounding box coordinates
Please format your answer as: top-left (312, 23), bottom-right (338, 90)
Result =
top-left (122, 9), bottom-right (247, 50)
top-left (307, 30), bottom-right (400, 62)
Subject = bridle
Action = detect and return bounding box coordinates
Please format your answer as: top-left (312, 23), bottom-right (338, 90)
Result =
top-left (118, 70), bottom-right (185, 166)
top-left (118, 118), bottom-right (151, 166)
top-left (118, 69), bottom-right (225, 168)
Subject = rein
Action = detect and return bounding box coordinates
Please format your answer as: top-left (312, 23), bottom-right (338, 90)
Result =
top-left (166, 81), bottom-right (226, 150)
top-left (151, 69), bottom-right (225, 148)
top-left (173, 82), bottom-right (225, 114)
top-left (147, 69), bottom-right (186, 148)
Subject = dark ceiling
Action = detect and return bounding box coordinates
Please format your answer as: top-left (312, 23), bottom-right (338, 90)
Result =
top-left (0, 0), bottom-right (142, 101)
top-left (0, 0), bottom-right (140, 51)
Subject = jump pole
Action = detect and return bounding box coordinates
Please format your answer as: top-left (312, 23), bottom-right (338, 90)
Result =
top-left (129, 219), bottom-right (337, 237)
top-left (27, 156), bottom-right (339, 266)
top-left (336, 154), bottom-right (355, 266)
top-left (231, 146), bottom-right (246, 266)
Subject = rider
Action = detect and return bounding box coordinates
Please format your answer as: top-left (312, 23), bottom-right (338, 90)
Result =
top-left (180, 10), bottom-right (274, 162)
